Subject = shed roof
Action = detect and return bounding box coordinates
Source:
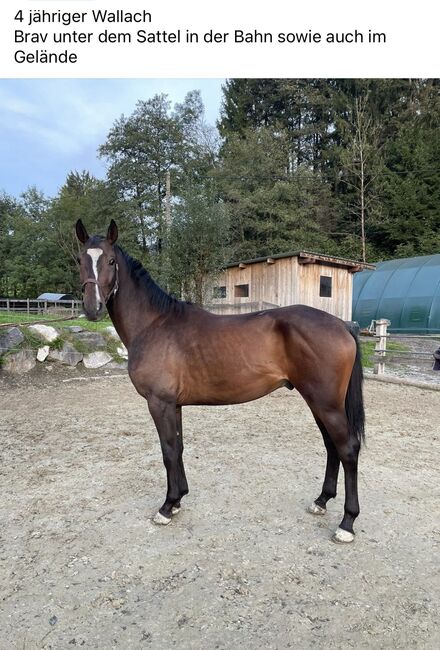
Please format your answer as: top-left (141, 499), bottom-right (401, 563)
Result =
top-left (353, 254), bottom-right (440, 333)
top-left (225, 251), bottom-right (374, 272)
top-left (37, 293), bottom-right (74, 301)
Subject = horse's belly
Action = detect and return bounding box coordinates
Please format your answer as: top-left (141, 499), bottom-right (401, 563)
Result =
top-left (179, 375), bottom-right (287, 406)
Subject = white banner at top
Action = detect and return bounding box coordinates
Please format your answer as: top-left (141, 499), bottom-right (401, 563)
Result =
top-left (0, 0), bottom-right (438, 78)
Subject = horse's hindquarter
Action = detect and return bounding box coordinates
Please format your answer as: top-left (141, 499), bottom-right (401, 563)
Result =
top-left (276, 305), bottom-right (357, 404)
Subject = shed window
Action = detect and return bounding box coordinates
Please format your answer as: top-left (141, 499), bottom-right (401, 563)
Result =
top-left (213, 286), bottom-right (226, 299)
top-left (319, 276), bottom-right (332, 298)
top-left (234, 284), bottom-right (249, 298)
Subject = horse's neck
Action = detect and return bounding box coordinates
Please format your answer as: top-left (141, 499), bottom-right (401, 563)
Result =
top-left (107, 251), bottom-right (159, 349)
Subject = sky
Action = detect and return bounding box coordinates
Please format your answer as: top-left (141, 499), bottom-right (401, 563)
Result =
top-left (0, 78), bottom-right (225, 199)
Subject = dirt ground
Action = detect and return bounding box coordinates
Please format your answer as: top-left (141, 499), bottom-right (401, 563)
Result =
top-left (0, 367), bottom-right (439, 649)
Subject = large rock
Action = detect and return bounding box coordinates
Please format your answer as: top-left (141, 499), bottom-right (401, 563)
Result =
top-left (104, 325), bottom-right (120, 340)
top-left (48, 343), bottom-right (83, 366)
top-left (28, 324), bottom-right (59, 343)
top-left (71, 330), bottom-right (107, 349)
top-left (0, 327), bottom-right (25, 355)
top-left (104, 360), bottom-right (128, 370)
top-left (66, 325), bottom-right (83, 333)
top-left (116, 344), bottom-right (128, 359)
top-left (37, 346), bottom-right (50, 362)
top-left (83, 351), bottom-right (113, 369)
top-left (3, 349), bottom-right (36, 374)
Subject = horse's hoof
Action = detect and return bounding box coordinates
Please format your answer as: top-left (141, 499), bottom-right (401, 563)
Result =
top-left (307, 503), bottom-right (327, 516)
top-left (152, 512), bottom-right (172, 526)
top-left (331, 527), bottom-right (355, 544)
top-left (171, 506), bottom-right (181, 516)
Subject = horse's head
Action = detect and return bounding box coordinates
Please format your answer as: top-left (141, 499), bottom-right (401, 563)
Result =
top-left (75, 219), bottom-right (119, 321)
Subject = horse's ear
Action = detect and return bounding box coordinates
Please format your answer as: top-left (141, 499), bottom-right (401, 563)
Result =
top-left (75, 219), bottom-right (89, 244)
top-left (107, 219), bottom-right (118, 245)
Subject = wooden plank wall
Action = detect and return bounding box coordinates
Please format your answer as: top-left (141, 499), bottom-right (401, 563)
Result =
top-left (211, 257), bottom-right (354, 320)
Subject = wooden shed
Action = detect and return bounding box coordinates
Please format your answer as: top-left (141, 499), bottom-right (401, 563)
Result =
top-left (209, 251), bottom-right (374, 320)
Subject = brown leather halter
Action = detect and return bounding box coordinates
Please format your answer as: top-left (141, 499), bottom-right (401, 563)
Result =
top-left (81, 263), bottom-right (119, 305)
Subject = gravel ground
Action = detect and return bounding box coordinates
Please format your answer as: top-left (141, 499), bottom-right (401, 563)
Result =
top-left (0, 368), bottom-right (439, 649)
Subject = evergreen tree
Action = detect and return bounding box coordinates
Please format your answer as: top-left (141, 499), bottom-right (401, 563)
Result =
top-left (167, 182), bottom-right (230, 304)
top-left (217, 127), bottom-right (337, 259)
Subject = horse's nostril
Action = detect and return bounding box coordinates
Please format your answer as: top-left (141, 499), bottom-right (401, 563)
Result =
top-left (98, 302), bottom-right (103, 311)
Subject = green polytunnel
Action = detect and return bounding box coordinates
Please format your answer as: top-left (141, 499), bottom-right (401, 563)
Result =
top-left (352, 254), bottom-right (440, 333)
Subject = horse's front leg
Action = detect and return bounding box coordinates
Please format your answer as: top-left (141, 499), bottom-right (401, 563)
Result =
top-left (148, 395), bottom-right (185, 525)
top-left (172, 405), bottom-right (189, 515)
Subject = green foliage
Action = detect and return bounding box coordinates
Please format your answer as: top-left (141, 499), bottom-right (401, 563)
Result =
top-left (97, 91), bottom-right (219, 282)
top-left (216, 127), bottom-right (338, 260)
top-left (167, 182), bottom-right (230, 303)
top-left (19, 327), bottom-right (44, 350)
top-left (218, 78), bottom-right (440, 263)
top-left (1, 79), bottom-right (439, 306)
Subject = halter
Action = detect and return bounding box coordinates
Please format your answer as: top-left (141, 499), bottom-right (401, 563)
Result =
top-left (81, 263), bottom-right (119, 305)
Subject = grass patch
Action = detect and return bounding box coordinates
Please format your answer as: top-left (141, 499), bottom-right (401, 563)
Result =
top-left (103, 335), bottom-right (126, 364)
top-left (66, 336), bottom-right (96, 355)
top-left (0, 311), bottom-right (111, 332)
top-left (360, 339), bottom-right (409, 368)
top-left (49, 336), bottom-right (64, 351)
top-left (20, 328), bottom-right (45, 350)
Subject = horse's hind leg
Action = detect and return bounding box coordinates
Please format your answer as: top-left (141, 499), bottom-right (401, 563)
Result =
top-left (172, 406), bottom-right (189, 516)
top-left (308, 416), bottom-right (340, 516)
top-left (311, 407), bottom-right (360, 543)
top-left (147, 396), bottom-right (188, 525)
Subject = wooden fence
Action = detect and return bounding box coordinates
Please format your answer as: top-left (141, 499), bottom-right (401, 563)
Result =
top-left (0, 298), bottom-right (82, 317)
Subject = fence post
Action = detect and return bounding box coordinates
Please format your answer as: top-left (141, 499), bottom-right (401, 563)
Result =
top-left (27, 298), bottom-right (30, 316)
top-left (6, 299), bottom-right (10, 312)
top-left (71, 300), bottom-right (75, 317)
top-left (374, 319), bottom-right (390, 375)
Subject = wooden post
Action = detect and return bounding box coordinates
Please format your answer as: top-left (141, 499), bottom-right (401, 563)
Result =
top-left (6, 299), bottom-right (10, 312)
top-left (374, 319), bottom-right (390, 375)
top-left (27, 298), bottom-right (30, 316)
top-left (71, 300), bottom-right (75, 317)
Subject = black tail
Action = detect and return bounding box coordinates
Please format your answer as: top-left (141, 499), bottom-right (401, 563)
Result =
top-left (345, 333), bottom-right (365, 447)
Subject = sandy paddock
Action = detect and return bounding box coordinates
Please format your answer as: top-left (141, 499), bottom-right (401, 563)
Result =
top-left (0, 369), bottom-right (439, 648)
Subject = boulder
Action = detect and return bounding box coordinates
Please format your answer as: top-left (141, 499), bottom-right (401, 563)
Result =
top-left (66, 325), bottom-right (83, 333)
top-left (28, 324), bottom-right (59, 343)
top-left (104, 360), bottom-right (128, 370)
top-left (117, 344), bottom-right (128, 359)
top-left (48, 343), bottom-right (83, 366)
top-left (3, 349), bottom-right (36, 374)
top-left (0, 327), bottom-right (25, 355)
top-left (104, 325), bottom-right (120, 340)
top-left (83, 351), bottom-right (113, 369)
top-left (71, 330), bottom-right (107, 349)
top-left (37, 345), bottom-right (50, 362)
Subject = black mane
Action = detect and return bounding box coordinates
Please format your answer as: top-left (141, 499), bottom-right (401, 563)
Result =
top-left (116, 246), bottom-right (188, 316)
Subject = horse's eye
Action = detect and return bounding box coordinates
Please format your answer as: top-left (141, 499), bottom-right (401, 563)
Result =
top-left (109, 258), bottom-right (115, 266)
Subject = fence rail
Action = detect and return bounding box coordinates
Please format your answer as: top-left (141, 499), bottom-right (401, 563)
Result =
top-left (0, 298), bottom-right (82, 317)
top-left (366, 320), bottom-right (440, 381)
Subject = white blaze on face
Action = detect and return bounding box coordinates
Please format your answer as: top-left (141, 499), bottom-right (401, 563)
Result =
top-left (87, 248), bottom-right (103, 309)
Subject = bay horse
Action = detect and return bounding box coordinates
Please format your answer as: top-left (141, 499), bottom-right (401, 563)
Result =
top-left (76, 219), bottom-right (365, 543)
